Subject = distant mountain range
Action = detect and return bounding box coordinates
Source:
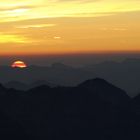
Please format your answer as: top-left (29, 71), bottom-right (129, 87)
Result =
top-left (4, 80), bottom-right (56, 90)
top-left (1, 58), bottom-right (140, 96)
top-left (0, 78), bottom-right (140, 139)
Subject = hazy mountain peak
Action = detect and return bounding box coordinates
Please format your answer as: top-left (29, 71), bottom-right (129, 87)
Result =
top-left (51, 62), bottom-right (72, 69)
top-left (123, 58), bottom-right (140, 63)
top-left (31, 80), bottom-right (56, 88)
top-left (4, 81), bottom-right (28, 90)
top-left (78, 78), bottom-right (111, 87)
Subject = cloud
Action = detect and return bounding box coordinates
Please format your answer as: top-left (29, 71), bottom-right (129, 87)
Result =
top-left (0, 5), bottom-right (35, 12)
top-left (0, 34), bottom-right (29, 43)
top-left (0, 0), bottom-right (139, 24)
top-left (17, 24), bottom-right (56, 29)
top-left (54, 36), bottom-right (61, 39)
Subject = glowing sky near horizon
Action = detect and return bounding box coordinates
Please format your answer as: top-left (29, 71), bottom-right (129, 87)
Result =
top-left (0, 0), bottom-right (140, 55)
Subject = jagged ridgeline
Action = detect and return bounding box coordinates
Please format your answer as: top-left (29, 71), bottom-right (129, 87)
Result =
top-left (0, 78), bottom-right (140, 139)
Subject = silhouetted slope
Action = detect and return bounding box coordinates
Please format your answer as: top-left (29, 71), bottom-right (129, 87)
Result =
top-left (0, 110), bottom-right (28, 139)
top-left (78, 78), bottom-right (130, 104)
top-left (0, 78), bottom-right (133, 140)
top-left (125, 93), bottom-right (140, 118)
top-left (0, 85), bottom-right (29, 139)
top-left (111, 90), bottom-right (140, 140)
top-left (3, 80), bottom-right (56, 91)
top-left (0, 83), bottom-right (6, 93)
top-left (4, 81), bottom-right (28, 90)
top-left (55, 79), bottom-right (130, 140)
top-left (30, 80), bottom-right (56, 88)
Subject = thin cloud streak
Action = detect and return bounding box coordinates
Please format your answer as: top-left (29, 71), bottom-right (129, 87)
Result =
top-left (17, 24), bottom-right (56, 29)
top-left (0, 0), bottom-right (139, 23)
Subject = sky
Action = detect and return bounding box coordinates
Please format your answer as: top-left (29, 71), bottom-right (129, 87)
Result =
top-left (0, 0), bottom-right (140, 56)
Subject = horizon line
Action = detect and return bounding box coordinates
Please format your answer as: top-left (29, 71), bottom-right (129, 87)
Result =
top-left (1, 50), bottom-right (140, 57)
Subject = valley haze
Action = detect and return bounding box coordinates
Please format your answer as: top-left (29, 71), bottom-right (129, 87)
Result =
top-left (0, 58), bottom-right (140, 97)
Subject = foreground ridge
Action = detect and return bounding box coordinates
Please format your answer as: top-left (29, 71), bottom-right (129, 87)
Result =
top-left (0, 78), bottom-right (138, 140)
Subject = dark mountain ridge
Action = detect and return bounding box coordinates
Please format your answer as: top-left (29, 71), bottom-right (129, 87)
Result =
top-left (78, 78), bottom-right (130, 105)
top-left (0, 78), bottom-right (134, 139)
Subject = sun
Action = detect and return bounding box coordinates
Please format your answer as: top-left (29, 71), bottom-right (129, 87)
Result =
top-left (11, 60), bottom-right (27, 68)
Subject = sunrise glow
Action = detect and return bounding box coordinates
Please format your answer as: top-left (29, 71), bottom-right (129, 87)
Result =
top-left (0, 0), bottom-right (139, 55)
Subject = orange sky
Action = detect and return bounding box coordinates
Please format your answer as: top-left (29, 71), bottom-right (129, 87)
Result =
top-left (0, 0), bottom-right (140, 55)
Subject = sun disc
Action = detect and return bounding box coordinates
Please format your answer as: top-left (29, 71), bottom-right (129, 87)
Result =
top-left (11, 60), bottom-right (27, 68)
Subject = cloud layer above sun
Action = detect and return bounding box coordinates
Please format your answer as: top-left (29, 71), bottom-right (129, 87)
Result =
top-left (0, 0), bottom-right (140, 55)
top-left (0, 0), bottom-right (140, 20)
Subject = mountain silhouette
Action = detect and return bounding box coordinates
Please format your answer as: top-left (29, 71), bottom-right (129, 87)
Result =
top-left (0, 77), bottom-right (140, 139)
top-left (0, 85), bottom-right (29, 140)
top-left (82, 58), bottom-right (140, 96)
top-left (1, 58), bottom-right (140, 96)
top-left (51, 62), bottom-right (73, 69)
top-left (0, 64), bottom-right (95, 87)
top-left (0, 83), bottom-right (6, 91)
top-left (0, 83), bottom-right (7, 95)
top-left (30, 80), bottom-right (56, 88)
top-left (78, 78), bottom-right (130, 104)
top-left (4, 81), bottom-right (28, 90)
top-left (113, 91), bottom-right (140, 140)
top-left (4, 80), bottom-right (56, 91)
